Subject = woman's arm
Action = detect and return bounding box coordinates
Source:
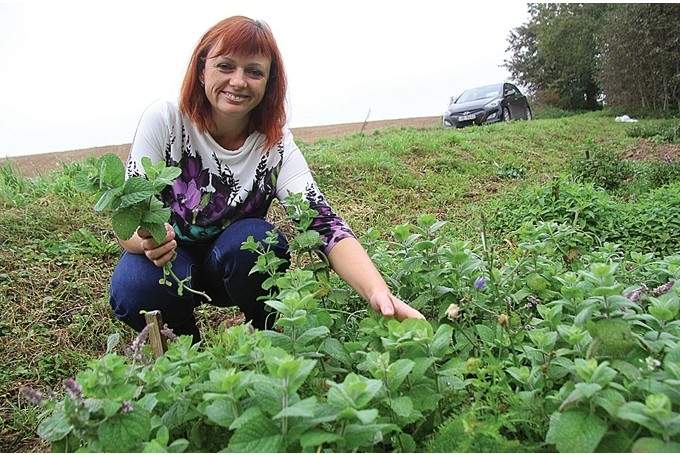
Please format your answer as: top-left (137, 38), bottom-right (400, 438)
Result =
top-left (328, 237), bottom-right (425, 320)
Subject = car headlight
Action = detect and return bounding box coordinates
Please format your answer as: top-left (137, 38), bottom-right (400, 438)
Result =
top-left (484, 99), bottom-right (500, 109)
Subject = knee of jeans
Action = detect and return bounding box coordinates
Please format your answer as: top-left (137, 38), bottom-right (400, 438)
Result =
top-left (109, 262), bottom-right (181, 326)
top-left (109, 266), bottom-right (146, 318)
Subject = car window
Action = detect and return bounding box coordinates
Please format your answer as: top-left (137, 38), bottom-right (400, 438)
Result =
top-left (456, 84), bottom-right (502, 103)
top-left (510, 84), bottom-right (522, 95)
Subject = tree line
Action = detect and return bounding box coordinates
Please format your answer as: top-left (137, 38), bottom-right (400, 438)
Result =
top-left (505, 3), bottom-right (680, 115)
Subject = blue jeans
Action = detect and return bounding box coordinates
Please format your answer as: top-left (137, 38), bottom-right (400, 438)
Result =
top-left (109, 218), bottom-right (289, 341)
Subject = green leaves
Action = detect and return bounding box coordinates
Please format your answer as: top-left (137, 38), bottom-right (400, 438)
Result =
top-left (37, 409), bottom-right (73, 442)
top-left (142, 157), bottom-right (181, 190)
top-left (32, 191), bottom-right (680, 454)
top-left (99, 153), bottom-right (125, 189)
top-left (90, 154), bottom-right (177, 243)
top-left (228, 412), bottom-right (283, 452)
top-left (94, 187), bottom-right (123, 212)
top-left (631, 437), bottom-right (680, 453)
top-left (546, 410), bottom-right (607, 452)
top-left (112, 204), bottom-right (144, 241)
top-left (300, 430), bottom-right (342, 449)
top-left (327, 373), bottom-right (383, 410)
top-left (97, 409), bottom-right (152, 452)
top-left (203, 399), bottom-right (236, 428)
top-left (386, 359), bottom-right (415, 392)
top-left (273, 396), bottom-right (318, 420)
top-left (119, 176), bottom-right (156, 208)
top-left (430, 324), bottom-right (453, 357)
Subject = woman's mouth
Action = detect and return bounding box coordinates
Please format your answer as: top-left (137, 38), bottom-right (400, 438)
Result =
top-left (222, 91), bottom-right (249, 102)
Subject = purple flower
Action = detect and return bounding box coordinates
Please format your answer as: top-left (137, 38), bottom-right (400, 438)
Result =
top-left (20, 386), bottom-right (44, 405)
top-left (652, 281), bottom-right (675, 297)
top-left (160, 324), bottom-right (178, 341)
top-left (129, 324), bottom-right (151, 362)
top-left (474, 276), bottom-right (487, 290)
top-left (525, 294), bottom-right (541, 309)
top-left (63, 378), bottom-right (82, 401)
top-left (121, 400), bottom-right (134, 414)
top-left (625, 284), bottom-right (648, 302)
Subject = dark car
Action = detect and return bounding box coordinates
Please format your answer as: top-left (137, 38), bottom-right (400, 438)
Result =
top-left (442, 82), bottom-right (532, 128)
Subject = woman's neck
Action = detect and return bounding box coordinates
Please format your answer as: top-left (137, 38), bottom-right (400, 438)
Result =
top-left (209, 113), bottom-right (251, 150)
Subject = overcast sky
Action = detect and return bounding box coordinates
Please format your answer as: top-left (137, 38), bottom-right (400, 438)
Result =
top-left (0, 0), bottom-right (529, 157)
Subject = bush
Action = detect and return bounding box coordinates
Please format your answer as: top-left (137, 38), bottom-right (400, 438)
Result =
top-left (570, 149), bottom-right (635, 191)
top-left (530, 102), bottom-right (585, 120)
top-left (627, 121), bottom-right (680, 144)
top-left (491, 179), bottom-right (680, 255)
top-left (24, 209), bottom-right (680, 452)
top-left (425, 413), bottom-right (525, 452)
top-left (645, 160), bottom-right (680, 186)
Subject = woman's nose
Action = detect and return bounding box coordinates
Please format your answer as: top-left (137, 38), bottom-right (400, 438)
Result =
top-left (229, 69), bottom-right (248, 88)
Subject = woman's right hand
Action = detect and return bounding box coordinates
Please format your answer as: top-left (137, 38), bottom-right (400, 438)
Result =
top-left (137, 223), bottom-right (177, 267)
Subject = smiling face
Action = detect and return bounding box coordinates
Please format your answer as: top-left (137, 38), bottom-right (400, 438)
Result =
top-left (201, 51), bottom-right (271, 125)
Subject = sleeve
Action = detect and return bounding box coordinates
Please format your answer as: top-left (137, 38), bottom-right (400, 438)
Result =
top-left (125, 100), bottom-right (170, 178)
top-left (275, 129), bottom-right (356, 255)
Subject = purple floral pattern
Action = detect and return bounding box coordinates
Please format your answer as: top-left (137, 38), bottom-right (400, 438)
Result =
top-left (305, 183), bottom-right (355, 252)
top-left (131, 122), bottom-right (355, 253)
top-left (160, 150), bottom-right (278, 243)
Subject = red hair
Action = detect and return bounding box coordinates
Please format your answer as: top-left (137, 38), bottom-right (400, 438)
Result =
top-left (179, 16), bottom-right (287, 150)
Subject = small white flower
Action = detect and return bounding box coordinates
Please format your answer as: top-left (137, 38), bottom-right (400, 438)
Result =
top-left (646, 356), bottom-right (661, 371)
top-left (446, 304), bottom-right (461, 321)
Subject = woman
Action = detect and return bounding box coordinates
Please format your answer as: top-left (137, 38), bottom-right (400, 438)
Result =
top-left (109, 16), bottom-right (424, 340)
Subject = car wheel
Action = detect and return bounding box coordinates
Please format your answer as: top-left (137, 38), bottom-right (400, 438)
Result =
top-left (526, 106), bottom-right (532, 120)
top-left (502, 107), bottom-right (511, 122)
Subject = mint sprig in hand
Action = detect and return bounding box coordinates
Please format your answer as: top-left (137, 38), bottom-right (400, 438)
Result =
top-left (90, 154), bottom-right (211, 302)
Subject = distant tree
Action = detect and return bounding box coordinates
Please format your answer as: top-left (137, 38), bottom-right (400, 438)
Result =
top-left (504, 3), bottom-right (606, 110)
top-left (600, 4), bottom-right (680, 115)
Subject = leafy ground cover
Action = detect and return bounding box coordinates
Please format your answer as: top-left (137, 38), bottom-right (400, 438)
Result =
top-left (2, 112), bottom-right (679, 451)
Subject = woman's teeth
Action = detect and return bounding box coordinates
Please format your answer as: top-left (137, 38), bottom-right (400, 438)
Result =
top-left (224, 92), bottom-right (247, 101)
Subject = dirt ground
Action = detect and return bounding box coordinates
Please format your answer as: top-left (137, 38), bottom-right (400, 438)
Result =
top-left (2, 116), bottom-right (440, 177)
top-left (621, 138), bottom-right (680, 162)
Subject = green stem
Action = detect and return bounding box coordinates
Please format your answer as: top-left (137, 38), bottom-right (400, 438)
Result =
top-left (165, 263), bottom-right (212, 302)
top-left (428, 346), bottom-right (443, 427)
top-left (459, 327), bottom-right (481, 355)
top-left (291, 326), bottom-right (297, 356)
top-left (469, 299), bottom-right (497, 317)
top-left (505, 325), bottom-right (518, 364)
top-left (381, 369), bottom-right (404, 453)
top-left (281, 378), bottom-right (289, 438)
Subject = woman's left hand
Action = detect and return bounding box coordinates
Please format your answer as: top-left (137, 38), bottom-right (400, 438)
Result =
top-left (369, 290), bottom-right (426, 321)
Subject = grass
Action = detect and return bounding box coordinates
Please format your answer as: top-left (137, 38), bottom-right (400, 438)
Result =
top-left (302, 111), bottom-right (635, 237)
top-left (0, 111), bottom-right (646, 451)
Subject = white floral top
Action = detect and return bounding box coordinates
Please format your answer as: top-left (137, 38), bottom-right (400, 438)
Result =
top-left (125, 100), bottom-right (354, 254)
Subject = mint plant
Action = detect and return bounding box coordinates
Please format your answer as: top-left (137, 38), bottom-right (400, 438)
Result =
top-left (83, 154), bottom-right (209, 301)
top-left (25, 209), bottom-right (680, 452)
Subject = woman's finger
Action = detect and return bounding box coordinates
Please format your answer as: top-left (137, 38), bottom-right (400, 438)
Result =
top-left (380, 298), bottom-right (395, 317)
top-left (393, 299), bottom-right (426, 320)
top-left (152, 249), bottom-right (176, 268)
top-left (145, 239), bottom-right (177, 261)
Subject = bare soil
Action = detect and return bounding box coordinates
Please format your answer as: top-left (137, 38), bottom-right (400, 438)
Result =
top-left (622, 138), bottom-right (680, 162)
top-left (2, 116), bottom-right (440, 177)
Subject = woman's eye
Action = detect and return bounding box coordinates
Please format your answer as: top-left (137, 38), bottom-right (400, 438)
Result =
top-left (248, 70), bottom-right (264, 78)
top-left (216, 63), bottom-right (233, 71)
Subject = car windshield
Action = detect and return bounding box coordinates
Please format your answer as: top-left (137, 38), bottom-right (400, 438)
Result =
top-left (455, 84), bottom-right (503, 103)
